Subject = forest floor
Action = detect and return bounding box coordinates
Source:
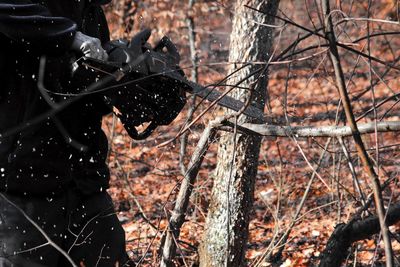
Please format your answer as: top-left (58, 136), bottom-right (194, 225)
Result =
top-left (103, 1), bottom-right (400, 266)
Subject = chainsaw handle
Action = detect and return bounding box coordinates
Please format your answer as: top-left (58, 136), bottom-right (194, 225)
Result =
top-left (129, 29), bottom-right (152, 55)
top-left (153, 36), bottom-right (180, 64)
top-left (121, 118), bottom-right (159, 140)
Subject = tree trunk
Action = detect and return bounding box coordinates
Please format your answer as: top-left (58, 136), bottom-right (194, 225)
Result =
top-left (198, 1), bottom-right (279, 266)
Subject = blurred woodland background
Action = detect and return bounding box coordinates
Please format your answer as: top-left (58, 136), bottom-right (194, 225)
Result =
top-left (102, 0), bottom-right (400, 266)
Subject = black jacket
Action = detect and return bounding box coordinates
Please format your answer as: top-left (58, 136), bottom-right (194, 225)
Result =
top-left (0, 0), bottom-right (113, 196)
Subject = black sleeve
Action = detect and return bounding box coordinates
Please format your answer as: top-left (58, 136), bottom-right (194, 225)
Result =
top-left (82, 4), bottom-right (110, 44)
top-left (0, 0), bottom-right (77, 55)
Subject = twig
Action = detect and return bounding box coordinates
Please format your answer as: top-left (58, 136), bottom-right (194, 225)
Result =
top-left (337, 137), bottom-right (366, 206)
top-left (245, 5), bottom-right (400, 72)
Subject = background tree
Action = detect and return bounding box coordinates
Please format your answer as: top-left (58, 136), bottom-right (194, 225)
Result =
top-left (198, 1), bottom-right (280, 266)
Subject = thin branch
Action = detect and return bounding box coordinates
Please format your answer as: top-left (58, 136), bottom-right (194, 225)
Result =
top-left (245, 5), bottom-right (400, 72)
top-left (322, 1), bottom-right (393, 265)
top-left (337, 137), bottom-right (366, 205)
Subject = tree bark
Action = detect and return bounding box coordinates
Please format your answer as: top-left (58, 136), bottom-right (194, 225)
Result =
top-left (198, 1), bottom-right (279, 266)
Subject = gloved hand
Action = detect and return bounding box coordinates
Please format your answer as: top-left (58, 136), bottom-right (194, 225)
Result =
top-left (71, 30), bottom-right (187, 139)
top-left (102, 30), bottom-right (187, 139)
top-left (71, 31), bottom-right (108, 60)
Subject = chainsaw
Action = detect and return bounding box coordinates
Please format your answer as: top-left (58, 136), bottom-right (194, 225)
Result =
top-left (72, 29), bottom-right (265, 139)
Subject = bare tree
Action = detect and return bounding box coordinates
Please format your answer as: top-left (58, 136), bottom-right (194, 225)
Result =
top-left (198, 1), bottom-right (280, 266)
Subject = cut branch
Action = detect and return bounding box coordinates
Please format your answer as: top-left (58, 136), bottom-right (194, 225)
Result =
top-left (221, 120), bottom-right (400, 138)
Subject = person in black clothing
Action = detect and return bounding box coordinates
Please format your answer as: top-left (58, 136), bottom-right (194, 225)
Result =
top-left (0, 1), bottom-right (141, 266)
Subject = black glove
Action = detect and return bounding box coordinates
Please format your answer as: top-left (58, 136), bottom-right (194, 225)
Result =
top-left (103, 29), bottom-right (187, 139)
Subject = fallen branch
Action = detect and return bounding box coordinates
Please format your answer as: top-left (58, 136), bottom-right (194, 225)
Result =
top-left (319, 202), bottom-right (400, 267)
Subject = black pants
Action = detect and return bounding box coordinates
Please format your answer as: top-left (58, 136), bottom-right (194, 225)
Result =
top-left (0, 189), bottom-right (131, 267)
